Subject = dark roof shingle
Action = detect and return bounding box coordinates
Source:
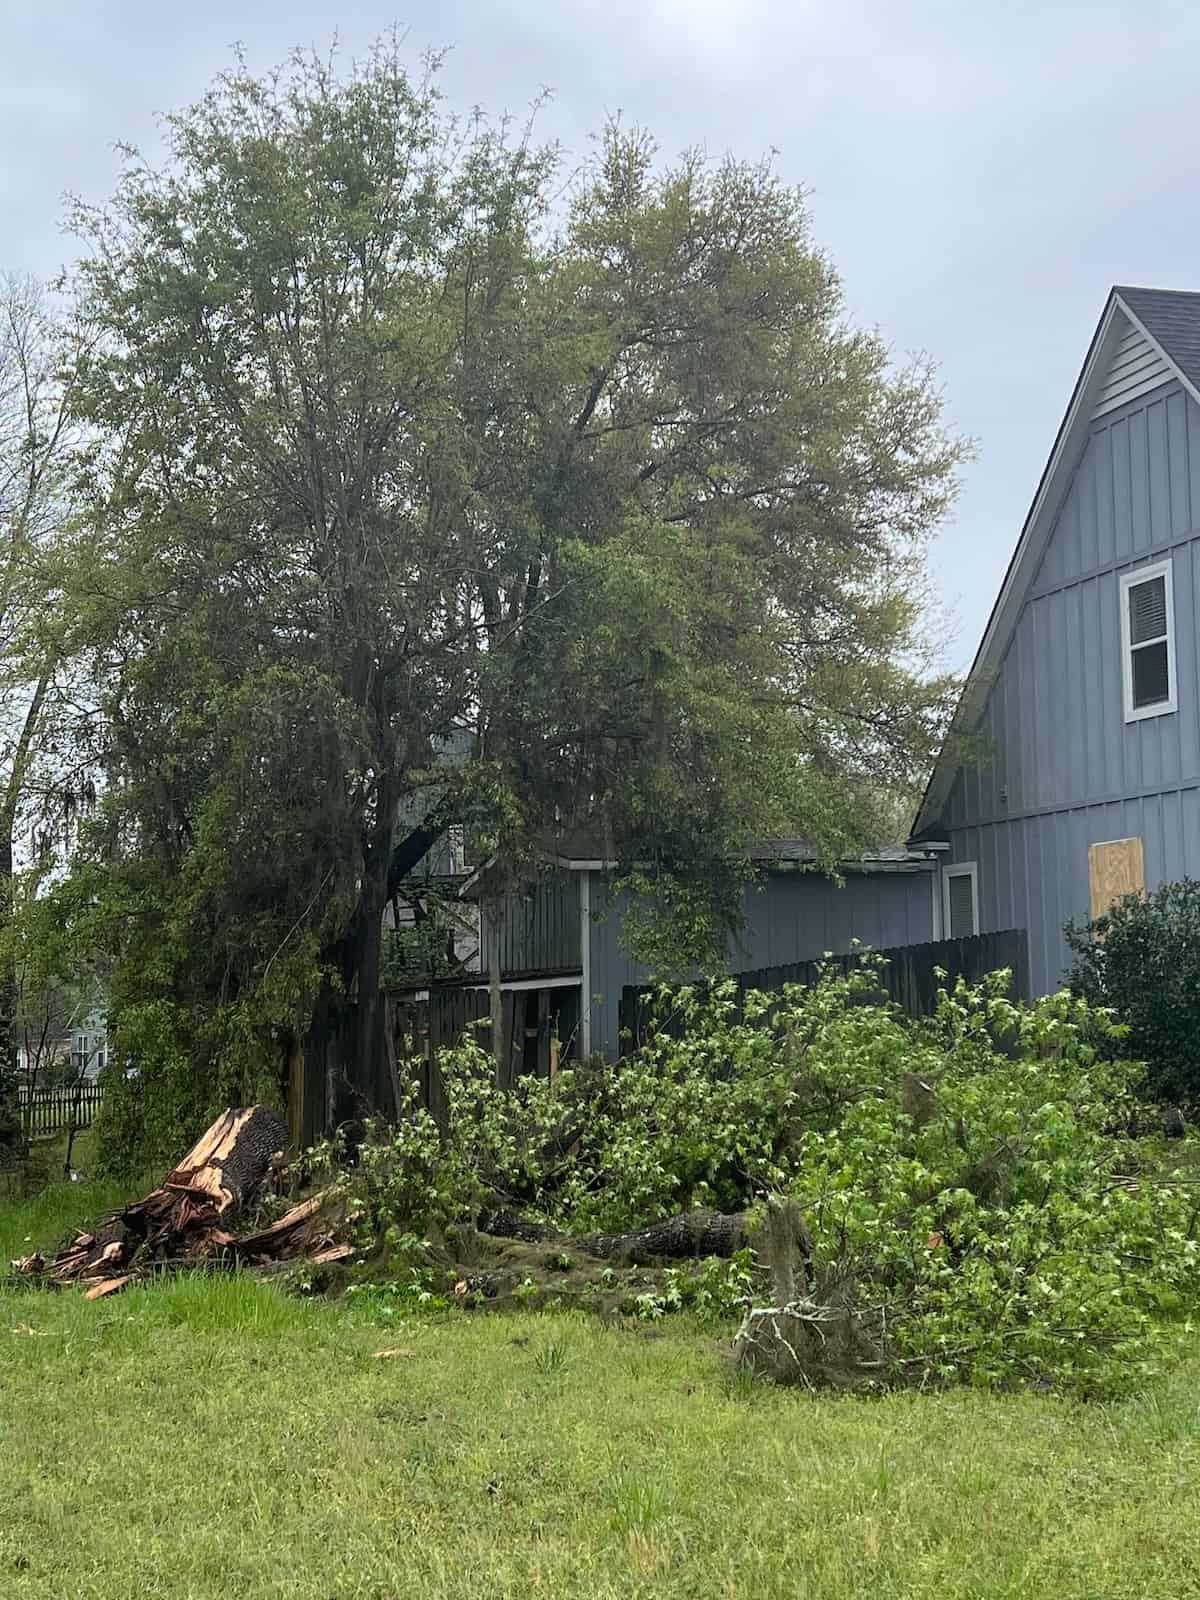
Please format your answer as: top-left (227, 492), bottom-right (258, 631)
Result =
top-left (1115, 285), bottom-right (1200, 395)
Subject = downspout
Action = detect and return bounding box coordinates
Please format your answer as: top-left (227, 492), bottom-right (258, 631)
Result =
top-left (579, 871), bottom-right (592, 1057)
top-left (484, 896), bottom-right (504, 1071)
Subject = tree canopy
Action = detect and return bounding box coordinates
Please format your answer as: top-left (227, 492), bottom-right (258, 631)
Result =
top-left (47, 41), bottom-right (963, 1162)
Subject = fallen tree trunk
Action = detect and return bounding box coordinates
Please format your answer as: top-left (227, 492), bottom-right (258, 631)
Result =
top-left (481, 1208), bottom-right (754, 1265)
top-left (573, 1210), bottom-right (751, 1264)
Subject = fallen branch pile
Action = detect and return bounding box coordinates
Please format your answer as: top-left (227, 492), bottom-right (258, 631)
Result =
top-left (13, 1107), bottom-right (351, 1298)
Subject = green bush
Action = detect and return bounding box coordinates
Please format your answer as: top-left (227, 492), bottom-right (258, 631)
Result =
top-left (311, 964), bottom-right (1200, 1395)
top-left (1065, 877), bottom-right (1200, 1104)
top-left (790, 976), bottom-right (1200, 1396)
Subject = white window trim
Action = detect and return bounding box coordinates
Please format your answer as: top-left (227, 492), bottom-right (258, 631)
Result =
top-left (1120, 558), bottom-right (1177, 723)
top-left (943, 861), bottom-right (979, 938)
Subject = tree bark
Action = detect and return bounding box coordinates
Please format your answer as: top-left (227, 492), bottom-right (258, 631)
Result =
top-left (0, 674), bottom-right (51, 1151)
top-left (349, 798), bottom-right (395, 1121)
top-left (386, 814), bottom-right (450, 900)
top-left (480, 1207), bottom-right (753, 1265)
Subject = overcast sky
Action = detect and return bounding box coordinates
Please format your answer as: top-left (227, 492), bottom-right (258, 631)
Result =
top-left (4, 0), bottom-right (1200, 666)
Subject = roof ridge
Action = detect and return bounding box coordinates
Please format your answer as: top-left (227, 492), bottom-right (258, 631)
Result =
top-left (1114, 283), bottom-right (1200, 296)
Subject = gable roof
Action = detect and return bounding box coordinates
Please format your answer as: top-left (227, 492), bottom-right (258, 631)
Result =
top-left (911, 285), bottom-right (1200, 839)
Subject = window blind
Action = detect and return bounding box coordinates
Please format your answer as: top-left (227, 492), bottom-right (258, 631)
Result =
top-left (947, 872), bottom-right (975, 938)
top-left (1128, 574), bottom-right (1167, 646)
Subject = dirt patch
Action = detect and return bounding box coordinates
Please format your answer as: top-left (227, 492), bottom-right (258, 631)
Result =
top-left (431, 1231), bottom-right (711, 1316)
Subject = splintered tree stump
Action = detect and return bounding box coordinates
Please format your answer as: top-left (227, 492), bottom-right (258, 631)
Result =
top-left (123, 1106), bottom-right (290, 1240)
top-left (15, 1106), bottom-right (293, 1290)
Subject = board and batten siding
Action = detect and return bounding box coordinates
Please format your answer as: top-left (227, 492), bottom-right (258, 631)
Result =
top-left (493, 870), bottom-right (581, 976)
top-left (941, 375), bottom-right (1200, 993)
top-left (584, 867), bottom-right (936, 1059)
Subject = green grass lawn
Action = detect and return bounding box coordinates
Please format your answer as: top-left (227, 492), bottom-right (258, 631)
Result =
top-left (3, 1178), bottom-right (1200, 1599)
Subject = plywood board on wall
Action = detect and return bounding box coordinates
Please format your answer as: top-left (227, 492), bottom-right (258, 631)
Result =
top-left (1088, 836), bottom-right (1146, 920)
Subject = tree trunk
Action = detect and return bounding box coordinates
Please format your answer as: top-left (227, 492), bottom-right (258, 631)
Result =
top-left (0, 677), bottom-right (50, 1153)
top-left (315, 781), bottom-right (449, 1138)
top-left (387, 813), bottom-right (451, 899)
top-left (0, 827), bottom-right (19, 1151)
top-left (480, 1207), bottom-right (754, 1265)
top-left (350, 832), bottom-right (392, 1122)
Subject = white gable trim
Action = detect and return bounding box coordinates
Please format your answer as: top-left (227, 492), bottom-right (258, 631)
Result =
top-left (913, 289), bottom-right (1200, 837)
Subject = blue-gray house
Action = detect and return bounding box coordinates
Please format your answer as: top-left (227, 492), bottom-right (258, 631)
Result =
top-left (393, 840), bottom-right (944, 1068)
top-left (559, 840), bottom-right (940, 1059)
top-left (912, 285), bottom-right (1200, 993)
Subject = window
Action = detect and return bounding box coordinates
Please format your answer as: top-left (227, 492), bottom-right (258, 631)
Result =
top-left (1120, 559), bottom-right (1176, 721)
top-left (943, 862), bottom-right (979, 939)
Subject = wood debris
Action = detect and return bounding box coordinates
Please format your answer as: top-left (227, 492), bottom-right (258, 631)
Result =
top-left (13, 1106), bottom-right (351, 1298)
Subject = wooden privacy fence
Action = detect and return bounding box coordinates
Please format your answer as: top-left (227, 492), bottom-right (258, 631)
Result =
top-left (295, 984), bottom-right (578, 1140)
top-left (388, 986), bottom-right (573, 1128)
top-left (19, 1083), bottom-right (104, 1139)
top-left (618, 929), bottom-right (1030, 1054)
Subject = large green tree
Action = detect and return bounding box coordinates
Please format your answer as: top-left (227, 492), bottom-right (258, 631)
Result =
top-left (55, 43), bottom-right (962, 1161)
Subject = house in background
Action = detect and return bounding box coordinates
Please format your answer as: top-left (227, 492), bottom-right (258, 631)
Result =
top-left (385, 838), bottom-right (947, 1069)
top-left (15, 985), bottom-right (76, 1078)
top-left (72, 1008), bottom-right (108, 1081)
top-left (560, 839), bottom-right (943, 1059)
top-left (15, 987), bottom-right (108, 1082)
top-left (912, 286), bottom-right (1200, 992)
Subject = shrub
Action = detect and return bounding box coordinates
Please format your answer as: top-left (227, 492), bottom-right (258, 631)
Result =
top-left (788, 976), bottom-right (1200, 1396)
top-left (303, 963), bottom-right (1200, 1395)
top-left (1065, 877), bottom-right (1200, 1104)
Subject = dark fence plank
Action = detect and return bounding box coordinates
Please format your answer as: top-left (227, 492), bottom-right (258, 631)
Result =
top-left (18, 1083), bottom-right (105, 1139)
top-left (618, 929), bottom-right (1029, 1055)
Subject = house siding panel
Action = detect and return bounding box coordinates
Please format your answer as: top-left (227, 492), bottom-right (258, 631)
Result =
top-left (1169, 391), bottom-right (1191, 536)
top-left (585, 869), bottom-right (936, 1060)
top-left (495, 871), bottom-right (581, 976)
top-left (938, 377), bottom-right (1200, 995)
